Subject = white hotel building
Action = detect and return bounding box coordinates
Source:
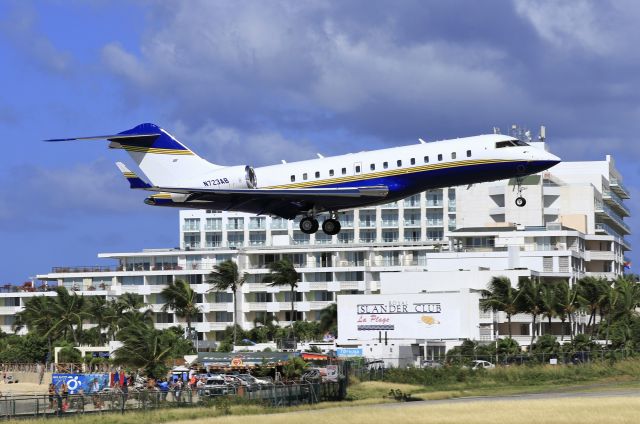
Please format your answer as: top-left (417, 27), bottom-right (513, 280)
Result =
top-left (0, 142), bottom-right (631, 351)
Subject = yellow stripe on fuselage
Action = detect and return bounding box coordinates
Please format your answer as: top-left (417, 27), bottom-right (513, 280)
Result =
top-left (121, 146), bottom-right (193, 155)
top-left (264, 158), bottom-right (518, 189)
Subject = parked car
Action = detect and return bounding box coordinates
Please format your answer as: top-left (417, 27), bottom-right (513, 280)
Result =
top-left (203, 376), bottom-right (232, 396)
top-left (470, 360), bottom-right (495, 370)
top-left (421, 360), bottom-right (443, 369)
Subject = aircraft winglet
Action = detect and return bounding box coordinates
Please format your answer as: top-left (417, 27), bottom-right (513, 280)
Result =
top-left (116, 162), bottom-right (152, 189)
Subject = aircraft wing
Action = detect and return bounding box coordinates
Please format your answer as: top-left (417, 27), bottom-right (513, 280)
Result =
top-left (144, 185), bottom-right (389, 218)
top-left (145, 185), bottom-right (389, 198)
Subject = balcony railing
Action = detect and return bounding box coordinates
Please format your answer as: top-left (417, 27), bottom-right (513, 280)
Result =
top-left (359, 221), bottom-right (377, 228)
top-left (226, 224), bottom-right (244, 231)
top-left (594, 200), bottom-right (631, 234)
top-left (52, 265), bottom-right (119, 273)
top-left (610, 177), bottom-right (630, 199)
top-left (603, 189), bottom-right (631, 216)
top-left (182, 225), bottom-right (200, 232)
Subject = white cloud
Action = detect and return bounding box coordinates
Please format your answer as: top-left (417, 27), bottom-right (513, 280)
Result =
top-left (0, 3), bottom-right (72, 74)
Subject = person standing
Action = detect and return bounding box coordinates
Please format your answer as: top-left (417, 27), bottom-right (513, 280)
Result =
top-left (48, 384), bottom-right (55, 409)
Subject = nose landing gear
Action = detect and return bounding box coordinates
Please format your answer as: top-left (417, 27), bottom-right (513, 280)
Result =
top-left (514, 176), bottom-right (527, 207)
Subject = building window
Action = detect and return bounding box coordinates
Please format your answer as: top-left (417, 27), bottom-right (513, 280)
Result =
top-left (466, 150), bottom-right (471, 157)
top-left (370, 163), bottom-right (375, 171)
top-left (329, 169), bottom-right (334, 176)
top-left (303, 173), bottom-right (308, 180)
top-left (383, 162), bottom-right (388, 169)
top-left (315, 171), bottom-right (320, 178)
top-left (290, 175), bottom-right (295, 182)
top-left (341, 168), bottom-right (347, 175)
top-left (424, 156), bottom-right (429, 163)
top-left (437, 154), bottom-right (443, 161)
top-left (397, 160), bottom-right (402, 167)
top-left (451, 152), bottom-right (456, 159)
top-left (410, 158), bottom-right (415, 165)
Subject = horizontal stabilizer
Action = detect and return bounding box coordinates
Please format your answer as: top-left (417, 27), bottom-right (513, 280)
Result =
top-left (116, 162), bottom-right (152, 189)
top-left (45, 133), bottom-right (160, 142)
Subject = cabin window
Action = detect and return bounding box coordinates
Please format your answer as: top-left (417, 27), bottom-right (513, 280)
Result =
top-left (370, 164), bottom-right (375, 171)
top-left (451, 152), bottom-right (456, 159)
top-left (466, 150), bottom-right (471, 157)
top-left (397, 160), bottom-right (402, 167)
top-left (290, 175), bottom-right (295, 182)
top-left (355, 165), bottom-right (361, 173)
top-left (342, 168), bottom-right (347, 175)
top-left (437, 154), bottom-right (443, 161)
top-left (329, 169), bottom-right (334, 176)
top-left (303, 173), bottom-right (308, 180)
top-left (424, 156), bottom-right (429, 163)
top-left (410, 158), bottom-right (415, 165)
top-left (383, 162), bottom-right (388, 169)
top-left (315, 171), bottom-right (320, 178)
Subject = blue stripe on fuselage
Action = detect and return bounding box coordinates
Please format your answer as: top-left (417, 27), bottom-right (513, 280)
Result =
top-left (316, 160), bottom-right (558, 198)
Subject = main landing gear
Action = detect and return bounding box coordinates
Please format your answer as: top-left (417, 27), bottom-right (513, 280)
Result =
top-left (299, 212), bottom-right (341, 235)
top-left (515, 176), bottom-right (527, 207)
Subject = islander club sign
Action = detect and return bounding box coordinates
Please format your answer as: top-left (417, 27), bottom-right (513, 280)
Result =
top-left (338, 293), bottom-right (463, 340)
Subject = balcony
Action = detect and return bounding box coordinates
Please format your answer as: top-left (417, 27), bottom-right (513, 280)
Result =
top-left (603, 189), bottom-right (630, 217)
top-left (381, 220), bottom-right (399, 227)
top-left (610, 177), bottom-right (630, 199)
top-left (182, 225), bottom-right (200, 232)
top-left (380, 202), bottom-right (398, 208)
top-left (226, 224), bottom-right (244, 231)
top-left (403, 199), bottom-right (421, 208)
top-left (249, 223), bottom-right (266, 230)
top-left (426, 220), bottom-right (444, 227)
top-left (425, 201), bottom-right (443, 208)
top-left (270, 220), bottom-right (289, 230)
top-left (359, 220), bottom-right (377, 228)
top-left (594, 200), bottom-right (631, 235)
top-left (51, 265), bottom-right (119, 273)
top-left (204, 224), bottom-right (222, 231)
top-left (403, 220), bottom-right (421, 227)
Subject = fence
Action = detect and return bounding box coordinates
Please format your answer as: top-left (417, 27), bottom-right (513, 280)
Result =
top-left (0, 380), bottom-right (346, 420)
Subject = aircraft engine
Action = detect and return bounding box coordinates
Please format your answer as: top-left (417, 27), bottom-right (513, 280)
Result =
top-left (199, 165), bottom-right (258, 189)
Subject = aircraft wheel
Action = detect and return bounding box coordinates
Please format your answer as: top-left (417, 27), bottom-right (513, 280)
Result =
top-left (515, 197), bottom-right (527, 207)
top-left (322, 219), bottom-right (341, 235)
top-left (300, 217), bottom-right (319, 234)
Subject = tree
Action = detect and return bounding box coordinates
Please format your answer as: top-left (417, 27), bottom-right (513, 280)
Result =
top-left (555, 280), bottom-right (579, 341)
top-left (540, 281), bottom-right (560, 334)
top-left (114, 323), bottom-right (191, 378)
top-left (262, 259), bottom-right (299, 336)
top-left (161, 279), bottom-right (201, 340)
top-left (46, 287), bottom-right (90, 345)
top-left (576, 276), bottom-right (609, 337)
top-left (208, 260), bottom-right (245, 346)
top-left (14, 295), bottom-right (59, 359)
top-left (318, 303), bottom-right (338, 338)
top-left (517, 277), bottom-right (544, 349)
top-left (480, 276), bottom-right (520, 338)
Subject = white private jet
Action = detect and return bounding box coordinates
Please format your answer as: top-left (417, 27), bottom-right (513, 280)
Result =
top-left (47, 123), bottom-right (560, 235)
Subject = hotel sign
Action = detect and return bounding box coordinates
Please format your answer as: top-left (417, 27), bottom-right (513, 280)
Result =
top-left (338, 293), bottom-right (462, 340)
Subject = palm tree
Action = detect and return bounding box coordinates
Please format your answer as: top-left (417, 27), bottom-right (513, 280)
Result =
top-left (87, 296), bottom-right (110, 345)
top-left (555, 280), bottom-right (579, 341)
top-left (517, 277), bottom-right (544, 349)
top-left (262, 259), bottom-right (299, 336)
top-left (14, 295), bottom-right (59, 360)
top-left (46, 287), bottom-right (90, 345)
top-left (576, 276), bottom-right (609, 337)
top-left (208, 260), bottom-right (245, 346)
top-left (480, 276), bottom-right (520, 338)
top-left (540, 281), bottom-right (560, 335)
top-left (161, 279), bottom-right (201, 339)
top-left (318, 303), bottom-right (338, 338)
top-left (117, 292), bottom-right (145, 312)
top-left (113, 322), bottom-right (176, 378)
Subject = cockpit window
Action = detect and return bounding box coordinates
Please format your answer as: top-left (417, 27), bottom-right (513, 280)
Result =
top-left (495, 139), bottom-right (529, 148)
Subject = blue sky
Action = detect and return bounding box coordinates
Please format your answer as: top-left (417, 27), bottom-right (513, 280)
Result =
top-left (0, 0), bottom-right (638, 283)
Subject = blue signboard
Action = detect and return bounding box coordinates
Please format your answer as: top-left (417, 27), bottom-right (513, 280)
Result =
top-left (336, 348), bottom-right (363, 357)
top-left (52, 373), bottom-right (110, 394)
